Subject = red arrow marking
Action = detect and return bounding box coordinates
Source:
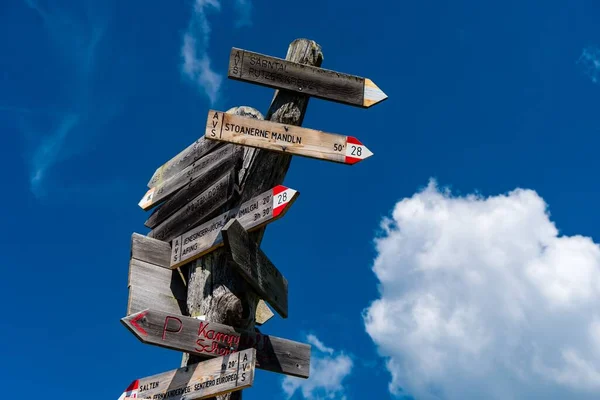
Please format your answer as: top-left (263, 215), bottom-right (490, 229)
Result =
top-left (131, 311), bottom-right (148, 336)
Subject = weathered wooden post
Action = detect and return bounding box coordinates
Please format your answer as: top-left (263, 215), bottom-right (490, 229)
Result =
top-left (182, 38), bottom-right (323, 400)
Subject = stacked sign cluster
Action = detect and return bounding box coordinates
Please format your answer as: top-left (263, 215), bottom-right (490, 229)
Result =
top-left (118, 45), bottom-right (386, 400)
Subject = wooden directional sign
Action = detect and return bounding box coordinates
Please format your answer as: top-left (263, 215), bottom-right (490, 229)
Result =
top-left (122, 309), bottom-right (311, 378)
top-left (144, 145), bottom-right (242, 228)
top-left (205, 110), bottom-right (373, 165)
top-left (170, 185), bottom-right (298, 269)
top-left (128, 233), bottom-right (274, 325)
top-left (146, 136), bottom-right (220, 189)
top-left (222, 219), bottom-right (288, 318)
top-left (117, 348), bottom-right (255, 400)
top-left (228, 47), bottom-right (387, 108)
top-left (148, 170), bottom-right (237, 243)
top-left (140, 143), bottom-right (240, 212)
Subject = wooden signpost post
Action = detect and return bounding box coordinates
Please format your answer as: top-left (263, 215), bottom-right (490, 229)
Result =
top-left (169, 185), bottom-right (298, 269)
top-left (204, 110), bottom-right (373, 165)
top-left (118, 38), bottom-right (387, 400)
top-left (228, 47), bottom-right (388, 108)
top-left (118, 348), bottom-right (256, 400)
top-left (122, 309), bottom-right (310, 378)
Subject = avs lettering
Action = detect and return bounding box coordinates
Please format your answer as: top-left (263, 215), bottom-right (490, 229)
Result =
top-left (170, 185), bottom-right (297, 269)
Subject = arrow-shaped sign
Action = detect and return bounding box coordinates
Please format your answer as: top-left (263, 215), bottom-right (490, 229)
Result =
top-left (139, 143), bottom-right (240, 212)
top-left (170, 184), bottom-right (298, 269)
top-left (228, 47), bottom-right (388, 108)
top-left (121, 309), bottom-right (311, 378)
top-left (146, 136), bottom-right (220, 189)
top-left (222, 219), bottom-right (288, 318)
top-left (205, 110), bottom-right (373, 165)
top-left (117, 348), bottom-right (255, 400)
top-left (147, 170), bottom-right (237, 243)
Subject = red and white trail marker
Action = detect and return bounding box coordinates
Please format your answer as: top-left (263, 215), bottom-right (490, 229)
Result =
top-left (169, 185), bottom-right (299, 269)
top-left (205, 110), bottom-right (374, 165)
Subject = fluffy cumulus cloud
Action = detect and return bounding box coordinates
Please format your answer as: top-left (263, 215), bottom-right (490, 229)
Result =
top-left (363, 180), bottom-right (600, 399)
top-left (282, 334), bottom-right (353, 399)
top-left (578, 46), bottom-right (600, 85)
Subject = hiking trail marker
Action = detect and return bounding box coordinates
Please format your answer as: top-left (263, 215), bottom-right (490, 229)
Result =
top-left (205, 110), bottom-right (373, 165)
top-left (122, 309), bottom-right (311, 378)
top-left (228, 47), bottom-right (387, 108)
top-left (169, 185), bottom-right (298, 269)
top-left (117, 348), bottom-right (255, 400)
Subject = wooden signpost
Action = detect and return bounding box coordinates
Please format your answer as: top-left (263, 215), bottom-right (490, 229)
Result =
top-left (122, 309), bottom-right (311, 378)
top-left (169, 185), bottom-right (298, 269)
top-left (118, 38), bottom-right (388, 399)
top-left (118, 348), bottom-right (256, 400)
top-left (204, 110), bottom-right (373, 165)
top-left (222, 219), bottom-right (288, 318)
top-left (228, 47), bottom-right (387, 108)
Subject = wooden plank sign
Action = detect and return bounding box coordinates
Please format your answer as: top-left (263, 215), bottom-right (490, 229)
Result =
top-left (128, 233), bottom-right (187, 316)
top-left (117, 348), bottom-right (256, 400)
top-left (148, 170), bottom-right (237, 243)
top-left (128, 233), bottom-right (274, 326)
top-left (122, 309), bottom-right (311, 378)
top-left (170, 185), bottom-right (298, 269)
top-left (144, 145), bottom-right (242, 228)
top-left (139, 143), bottom-right (239, 212)
top-left (146, 136), bottom-right (220, 189)
top-left (222, 219), bottom-right (288, 318)
top-left (205, 110), bottom-right (373, 165)
top-left (228, 47), bottom-right (387, 108)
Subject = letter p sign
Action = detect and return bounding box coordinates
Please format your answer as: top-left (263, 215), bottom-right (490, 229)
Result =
top-left (162, 316), bottom-right (183, 340)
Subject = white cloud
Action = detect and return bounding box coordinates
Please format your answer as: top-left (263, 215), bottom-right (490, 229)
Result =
top-left (29, 114), bottom-right (79, 198)
top-left (307, 334), bottom-right (334, 355)
top-left (233, 0), bottom-right (252, 27)
top-left (21, 0), bottom-right (109, 199)
top-left (180, 0), bottom-right (222, 105)
top-left (282, 335), bottom-right (353, 399)
top-left (363, 179), bottom-right (600, 399)
top-left (578, 46), bottom-right (600, 85)
top-left (180, 0), bottom-right (253, 104)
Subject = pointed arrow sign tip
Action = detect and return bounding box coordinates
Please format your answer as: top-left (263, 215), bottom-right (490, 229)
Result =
top-left (363, 78), bottom-right (388, 108)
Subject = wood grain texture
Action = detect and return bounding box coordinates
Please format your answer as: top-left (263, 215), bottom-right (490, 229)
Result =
top-left (144, 144), bottom-right (243, 228)
top-left (118, 348), bottom-right (256, 400)
top-left (169, 185), bottom-right (298, 269)
top-left (205, 109), bottom-right (373, 165)
top-left (147, 137), bottom-right (221, 189)
top-left (140, 143), bottom-right (236, 211)
top-left (122, 309), bottom-right (310, 378)
top-left (254, 300), bottom-right (273, 325)
top-left (148, 170), bottom-right (237, 243)
top-left (127, 285), bottom-right (187, 316)
top-left (127, 233), bottom-right (271, 325)
top-left (222, 219), bottom-right (288, 318)
top-left (228, 47), bottom-right (387, 108)
top-left (131, 233), bottom-right (171, 268)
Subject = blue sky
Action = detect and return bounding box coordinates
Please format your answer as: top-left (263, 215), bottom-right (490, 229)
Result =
top-left (2, 0), bottom-right (600, 399)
